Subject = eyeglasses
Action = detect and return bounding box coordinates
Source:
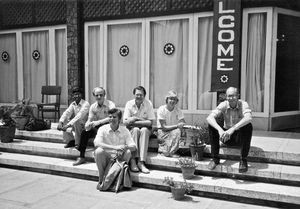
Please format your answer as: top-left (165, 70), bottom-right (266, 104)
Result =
top-left (94, 94), bottom-right (105, 97)
top-left (227, 95), bottom-right (237, 99)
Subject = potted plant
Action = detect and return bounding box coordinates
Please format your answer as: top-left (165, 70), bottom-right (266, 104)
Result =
top-left (0, 106), bottom-right (16, 143)
top-left (189, 123), bottom-right (209, 161)
top-left (163, 176), bottom-right (193, 200)
top-left (176, 157), bottom-right (197, 179)
top-left (10, 98), bottom-right (33, 130)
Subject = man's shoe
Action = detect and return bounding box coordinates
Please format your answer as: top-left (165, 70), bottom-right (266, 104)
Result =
top-left (130, 159), bottom-right (139, 172)
top-left (64, 140), bottom-right (75, 148)
top-left (137, 161), bottom-right (150, 174)
top-left (73, 157), bottom-right (86, 166)
top-left (96, 182), bottom-right (101, 191)
top-left (208, 160), bottom-right (219, 170)
top-left (239, 160), bottom-right (248, 173)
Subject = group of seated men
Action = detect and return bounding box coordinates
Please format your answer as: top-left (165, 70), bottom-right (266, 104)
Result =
top-left (57, 85), bottom-right (253, 188)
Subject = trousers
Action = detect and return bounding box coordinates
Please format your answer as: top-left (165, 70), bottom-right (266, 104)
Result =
top-left (209, 123), bottom-right (253, 162)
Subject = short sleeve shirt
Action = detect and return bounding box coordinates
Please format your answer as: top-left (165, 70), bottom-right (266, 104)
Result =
top-left (88, 100), bottom-right (115, 122)
top-left (212, 100), bottom-right (252, 129)
top-left (123, 99), bottom-right (155, 123)
top-left (94, 124), bottom-right (136, 155)
top-left (157, 105), bottom-right (184, 128)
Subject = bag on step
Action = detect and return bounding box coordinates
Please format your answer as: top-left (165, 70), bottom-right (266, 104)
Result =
top-left (24, 118), bottom-right (51, 131)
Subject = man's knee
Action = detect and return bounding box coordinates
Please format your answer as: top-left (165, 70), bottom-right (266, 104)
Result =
top-left (123, 149), bottom-right (132, 162)
top-left (140, 127), bottom-right (151, 134)
top-left (132, 127), bottom-right (140, 134)
top-left (94, 147), bottom-right (105, 158)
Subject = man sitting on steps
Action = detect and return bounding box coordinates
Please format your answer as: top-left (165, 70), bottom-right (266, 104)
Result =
top-left (57, 87), bottom-right (90, 149)
top-left (206, 87), bottom-right (253, 173)
top-left (73, 87), bottom-right (115, 166)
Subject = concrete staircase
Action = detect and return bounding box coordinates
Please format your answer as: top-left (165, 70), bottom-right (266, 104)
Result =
top-left (0, 124), bottom-right (300, 207)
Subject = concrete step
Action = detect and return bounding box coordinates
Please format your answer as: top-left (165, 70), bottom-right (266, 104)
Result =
top-left (15, 128), bottom-right (300, 165)
top-left (0, 152), bottom-right (299, 207)
top-left (1, 139), bottom-right (300, 186)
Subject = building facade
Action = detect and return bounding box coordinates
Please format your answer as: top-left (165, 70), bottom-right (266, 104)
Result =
top-left (0, 0), bottom-right (299, 130)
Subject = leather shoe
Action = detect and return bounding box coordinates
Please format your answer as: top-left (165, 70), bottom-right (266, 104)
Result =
top-left (208, 160), bottom-right (219, 170)
top-left (96, 182), bottom-right (102, 191)
top-left (130, 159), bottom-right (139, 172)
top-left (64, 140), bottom-right (75, 148)
top-left (73, 157), bottom-right (86, 166)
top-left (239, 159), bottom-right (248, 173)
top-left (137, 161), bottom-right (150, 174)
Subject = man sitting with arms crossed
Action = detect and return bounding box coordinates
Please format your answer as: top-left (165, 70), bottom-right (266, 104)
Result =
top-left (73, 87), bottom-right (115, 166)
top-left (206, 87), bottom-right (253, 173)
top-left (94, 108), bottom-right (136, 190)
top-left (123, 86), bottom-right (155, 174)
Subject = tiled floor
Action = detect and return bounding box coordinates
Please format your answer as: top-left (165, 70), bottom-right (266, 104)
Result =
top-left (0, 168), bottom-right (274, 209)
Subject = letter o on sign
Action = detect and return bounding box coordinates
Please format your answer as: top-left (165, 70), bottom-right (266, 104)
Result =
top-left (218, 30), bottom-right (234, 42)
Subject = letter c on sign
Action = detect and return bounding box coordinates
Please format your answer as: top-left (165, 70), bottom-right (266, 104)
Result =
top-left (219, 15), bottom-right (235, 28)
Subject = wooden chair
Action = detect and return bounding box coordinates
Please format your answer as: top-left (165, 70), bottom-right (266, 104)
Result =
top-left (37, 86), bottom-right (61, 122)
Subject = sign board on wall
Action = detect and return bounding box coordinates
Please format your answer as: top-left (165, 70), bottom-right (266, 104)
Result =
top-left (211, 0), bottom-right (242, 92)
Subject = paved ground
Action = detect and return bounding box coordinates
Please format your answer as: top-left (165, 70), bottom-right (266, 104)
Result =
top-left (0, 168), bottom-right (275, 209)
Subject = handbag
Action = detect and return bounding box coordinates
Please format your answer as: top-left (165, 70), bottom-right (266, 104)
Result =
top-left (24, 117), bottom-right (51, 131)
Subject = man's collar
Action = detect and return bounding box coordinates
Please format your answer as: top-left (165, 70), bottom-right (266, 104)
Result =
top-left (73, 99), bottom-right (83, 106)
top-left (108, 124), bottom-right (120, 133)
top-left (97, 100), bottom-right (108, 108)
top-left (134, 100), bottom-right (145, 108)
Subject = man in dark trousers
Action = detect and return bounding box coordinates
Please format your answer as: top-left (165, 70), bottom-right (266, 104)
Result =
top-left (206, 87), bottom-right (253, 173)
top-left (73, 87), bottom-right (115, 166)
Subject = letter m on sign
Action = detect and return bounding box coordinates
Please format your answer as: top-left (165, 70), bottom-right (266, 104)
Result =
top-left (211, 0), bottom-right (242, 92)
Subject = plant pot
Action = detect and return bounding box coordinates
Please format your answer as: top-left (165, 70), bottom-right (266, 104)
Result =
top-left (171, 187), bottom-right (186, 200)
top-left (11, 115), bottom-right (29, 130)
top-left (181, 166), bottom-right (196, 179)
top-left (0, 125), bottom-right (16, 143)
top-left (189, 143), bottom-right (206, 161)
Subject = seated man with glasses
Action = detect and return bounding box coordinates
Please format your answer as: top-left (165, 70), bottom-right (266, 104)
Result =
top-left (73, 87), bottom-right (115, 166)
top-left (206, 87), bottom-right (253, 173)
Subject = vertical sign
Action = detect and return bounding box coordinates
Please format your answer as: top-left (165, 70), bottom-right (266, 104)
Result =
top-left (211, 0), bottom-right (242, 92)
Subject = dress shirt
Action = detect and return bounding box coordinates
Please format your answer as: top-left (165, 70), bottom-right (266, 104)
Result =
top-left (211, 100), bottom-right (252, 129)
top-left (123, 99), bottom-right (155, 123)
top-left (87, 100), bottom-right (115, 122)
top-left (59, 99), bottom-right (90, 126)
top-left (94, 124), bottom-right (136, 155)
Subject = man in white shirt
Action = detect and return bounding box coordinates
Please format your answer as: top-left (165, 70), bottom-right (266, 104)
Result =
top-left (57, 87), bottom-right (90, 149)
top-left (123, 86), bottom-right (155, 174)
top-left (73, 87), bottom-right (115, 166)
top-left (94, 108), bottom-right (136, 189)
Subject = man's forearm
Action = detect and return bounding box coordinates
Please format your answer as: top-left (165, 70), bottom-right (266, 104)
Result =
top-left (132, 120), bottom-right (152, 127)
top-left (207, 115), bottom-right (223, 132)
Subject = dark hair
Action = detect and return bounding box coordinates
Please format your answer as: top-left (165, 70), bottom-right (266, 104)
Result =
top-left (92, 87), bottom-right (106, 96)
top-left (72, 87), bottom-right (83, 94)
top-left (108, 108), bottom-right (122, 120)
top-left (133, 86), bottom-right (146, 96)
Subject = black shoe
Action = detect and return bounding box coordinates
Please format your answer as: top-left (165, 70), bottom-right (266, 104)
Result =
top-left (64, 140), bottom-right (75, 148)
top-left (208, 160), bottom-right (219, 170)
top-left (239, 159), bottom-right (248, 173)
